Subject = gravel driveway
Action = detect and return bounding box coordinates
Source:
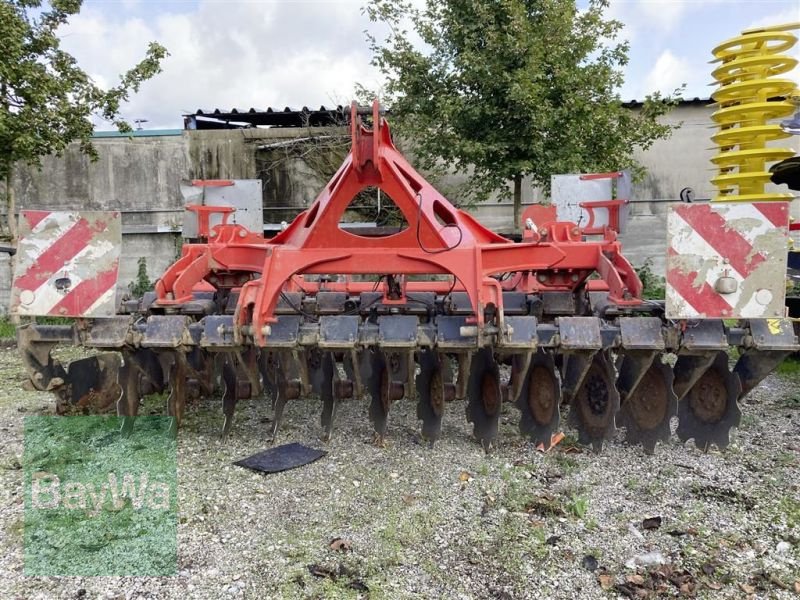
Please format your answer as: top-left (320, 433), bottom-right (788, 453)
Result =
top-left (0, 347), bottom-right (798, 599)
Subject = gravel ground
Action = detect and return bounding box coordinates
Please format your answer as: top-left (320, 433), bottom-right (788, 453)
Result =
top-left (1, 347), bottom-right (798, 599)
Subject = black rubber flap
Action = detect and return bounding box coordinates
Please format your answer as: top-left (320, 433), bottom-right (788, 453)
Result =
top-left (234, 443), bottom-right (327, 474)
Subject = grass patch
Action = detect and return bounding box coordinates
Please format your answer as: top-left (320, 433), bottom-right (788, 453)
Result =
top-left (566, 493), bottom-right (590, 519)
top-left (624, 477), bottom-right (639, 491)
top-left (777, 496), bottom-right (800, 529)
top-left (635, 259), bottom-right (665, 300)
top-left (0, 316), bottom-right (76, 341)
top-left (550, 451), bottom-right (580, 476)
top-left (779, 394), bottom-right (800, 409)
top-left (739, 413), bottom-right (757, 430)
top-left (776, 357), bottom-right (800, 377)
top-left (0, 317), bottom-right (15, 340)
top-left (23, 415), bottom-right (177, 576)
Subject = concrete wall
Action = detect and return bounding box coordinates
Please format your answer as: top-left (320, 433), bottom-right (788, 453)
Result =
top-left (1, 133), bottom-right (190, 310)
top-left (2, 102), bottom-right (798, 311)
top-left (0, 127), bottom-right (344, 310)
top-left (619, 104), bottom-right (799, 272)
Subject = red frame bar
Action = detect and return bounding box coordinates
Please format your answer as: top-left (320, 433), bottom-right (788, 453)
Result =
top-left (155, 101), bottom-right (643, 345)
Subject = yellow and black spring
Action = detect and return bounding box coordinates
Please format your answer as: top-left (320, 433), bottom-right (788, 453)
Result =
top-left (710, 22), bottom-right (799, 202)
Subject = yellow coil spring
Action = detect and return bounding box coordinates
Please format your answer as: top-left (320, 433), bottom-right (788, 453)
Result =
top-left (710, 23), bottom-right (799, 202)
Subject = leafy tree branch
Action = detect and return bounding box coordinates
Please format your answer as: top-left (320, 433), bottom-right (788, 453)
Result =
top-left (0, 0), bottom-right (168, 241)
top-left (364, 0), bottom-right (683, 232)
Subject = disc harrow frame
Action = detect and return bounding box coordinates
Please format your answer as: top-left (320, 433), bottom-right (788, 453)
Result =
top-left (16, 102), bottom-right (799, 454)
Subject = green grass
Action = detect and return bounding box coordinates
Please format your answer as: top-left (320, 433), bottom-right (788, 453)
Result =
top-left (777, 496), bottom-right (800, 529)
top-left (780, 395), bottom-right (800, 409)
top-left (776, 357), bottom-right (800, 377)
top-left (0, 316), bottom-right (76, 341)
top-left (550, 452), bottom-right (580, 476)
top-left (739, 413), bottom-right (758, 430)
top-left (36, 316), bottom-right (74, 325)
top-left (0, 318), bottom-right (15, 340)
top-left (635, 259), bottom-right (665, 300)
top-left (566, 493), bottom-right (590, 519)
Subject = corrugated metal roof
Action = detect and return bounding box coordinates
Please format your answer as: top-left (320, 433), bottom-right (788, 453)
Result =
top-left (185, 105), bottom-right (350, 129)
top-left (621, 97), bottom-right (712, 108)
top-left (184, 98), bottom-right (715, 129)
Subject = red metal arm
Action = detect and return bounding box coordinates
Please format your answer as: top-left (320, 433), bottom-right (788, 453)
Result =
top-left (154, 100), bottom-right (643, 345)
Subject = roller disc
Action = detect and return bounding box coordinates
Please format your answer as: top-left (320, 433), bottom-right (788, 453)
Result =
top-left (58, 353), bottom-right (123, 414)
top-left (319, 353), bottom-right (337, 442)
top-left (466, 347), bottom-right (502, 452)
top-left (515, 351), bottom-right (561, 449)
top-left (416, 349), bottom-right (446, 445)
top-left (617, 359), bottom-right (677, 454)
top-left (568, 351), bottom-right (619, 452)
top-left (677, 351), bottom-right (742, 451)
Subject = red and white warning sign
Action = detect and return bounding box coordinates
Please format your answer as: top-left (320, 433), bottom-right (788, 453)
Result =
top-left (666, 202), bottom-right (789, 320)
top-left (11, 211), bottom-right (122, 317)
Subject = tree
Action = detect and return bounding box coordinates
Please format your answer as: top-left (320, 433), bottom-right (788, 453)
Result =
top-left (365, 0), bottom-right (681, 232)
top-left (0, 0), bottom-right (168, 242)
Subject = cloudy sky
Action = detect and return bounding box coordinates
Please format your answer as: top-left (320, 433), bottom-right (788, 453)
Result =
top-left (58, 0), bottom-right (800, 130)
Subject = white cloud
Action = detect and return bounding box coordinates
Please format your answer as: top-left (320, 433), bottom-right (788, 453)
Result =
top-left (746, 6), bottom-right (800, 31)
top-left (636, 0), bottom-right (688, 33)
top-left (608, 0), bottom-right (727, 43)
top-left (58, 1), bottom-right (382, 129)
top-left (643, 49), bottom-right (692, 95)
top-left (55, 1), bottom-right (797, 128)
top-left (745, 8), bottom-right (800, 83)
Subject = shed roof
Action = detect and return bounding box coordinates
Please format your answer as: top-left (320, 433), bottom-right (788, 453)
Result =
top-left (184, 98), bottom-right (715, 129)
top-left (185, 105), bottom-right (350, 129)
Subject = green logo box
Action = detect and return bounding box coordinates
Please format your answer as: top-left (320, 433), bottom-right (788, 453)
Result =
top-left (23, 416), bottom-right (177, 576)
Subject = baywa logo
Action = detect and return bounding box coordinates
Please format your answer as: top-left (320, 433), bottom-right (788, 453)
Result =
top-left (23, 416), bottom-right (177, 576)
top-left (31, 471), bottom-right (171, 515)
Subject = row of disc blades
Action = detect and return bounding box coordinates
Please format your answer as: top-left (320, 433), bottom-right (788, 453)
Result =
top-left (204, 345), bottom-right (743, 454)
top-left (367, 348), bottom-right (742, 454)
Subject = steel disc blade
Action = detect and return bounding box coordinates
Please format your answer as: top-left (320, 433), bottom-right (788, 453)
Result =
top-left (188, 347), bottom-right (214, 399)
top-left (221, 355), bottom-right (238, 438)
top-left (466, 347), bottom-right (502, 451)
top-left (319, 353), bottom-right (337, 442)
top-left (269, 386), bottom-right (288, 444)
top-left (307, 348), bottom-right (326, 394)
top-left (265, 353), bottom-right (292, 444)
top-left (617, 359), bottom-right (677, 454)
top-left (416, 349), bottom-right (445, 445)
top-left (165, 355), bottom-right (188, 438)
top-left (117, 353), bottom-right (141, 418)
top-left (677, 351), bottom-right (742, 451)
top-left (367, 350), bottom-right (391, 439)
top-left (61, 353), bottom-right (123, 414)
top-left (568, 351), bottom-right (619, 452)
top-left (135, 349), bottom-right (165, 397)
top-left (258, 351), bottom-right (278, 404)
top-left (515, 351), bottom-right (561, 449)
